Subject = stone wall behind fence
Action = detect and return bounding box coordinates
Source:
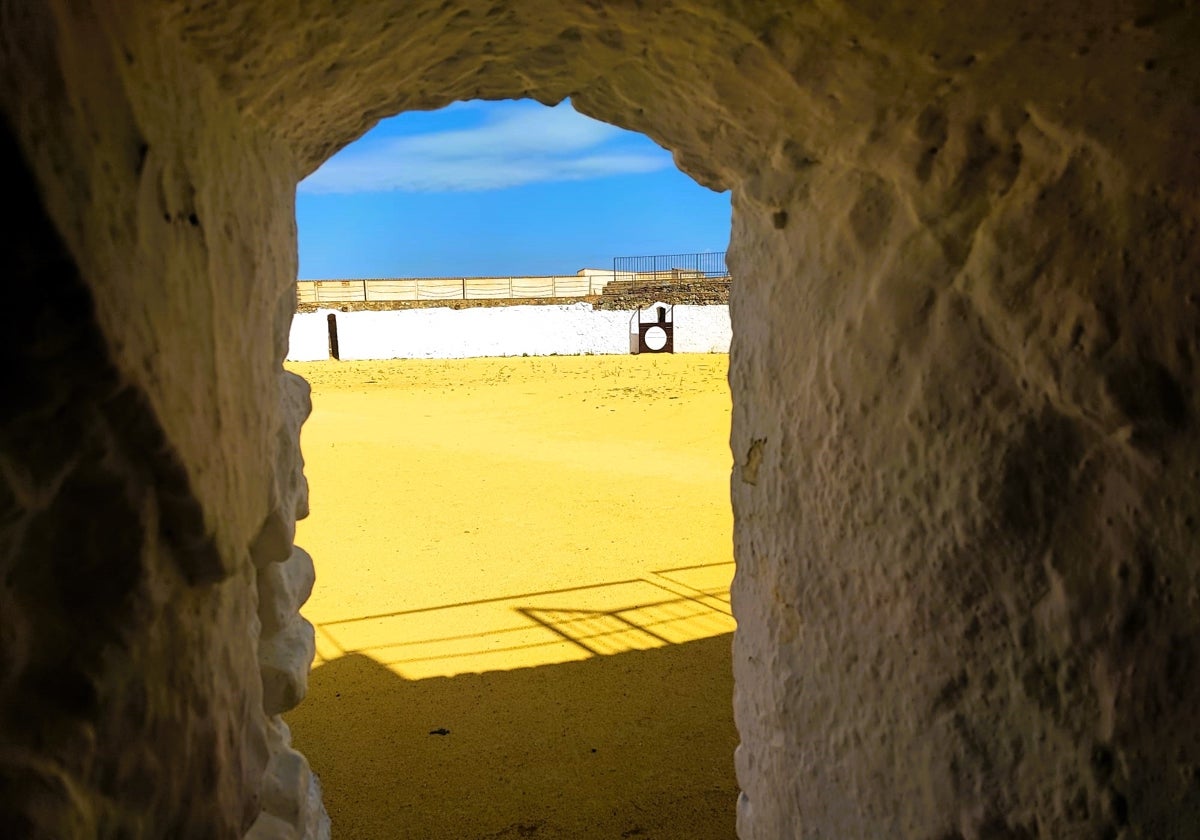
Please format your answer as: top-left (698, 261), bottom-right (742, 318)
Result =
top-left (287, 303), bottom-right (732, 361)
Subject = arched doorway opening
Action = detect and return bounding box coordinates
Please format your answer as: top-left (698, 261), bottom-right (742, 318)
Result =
top-left (283, 98), bottom-right (738, 838)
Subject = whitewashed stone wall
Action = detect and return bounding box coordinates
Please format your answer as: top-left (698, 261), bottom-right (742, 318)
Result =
top-left (244, 371), bottom-right (329, 839)
top-left (287, 304), bottom-right (732, 361)
top-left (2, 2), bottom-right (1198, 839)
top-left (287, 313), bottom-right (333, 362)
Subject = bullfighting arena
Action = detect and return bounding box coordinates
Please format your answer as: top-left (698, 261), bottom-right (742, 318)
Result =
top-left (284, 354), bottom-right (737, 839)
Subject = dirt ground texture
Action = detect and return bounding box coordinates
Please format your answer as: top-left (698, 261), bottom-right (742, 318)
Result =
top-left (284, 355), bottom-right (738, 840)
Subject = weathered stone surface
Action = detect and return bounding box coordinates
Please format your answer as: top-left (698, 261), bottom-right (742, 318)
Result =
top-left (725, 58), bottom-right (1200, 839)
top-left (259, 616), bottom-right (316, 718)
top-left (277, 371), bottom-right (312, 524)
top-left (244, 811), bottom-right (298, 840)
top-left (250, 509), bottom-right (294, 570)
top-left (0, 106), bottom-right (268, 837)
top-left (260, 738), bottom-right (317, 832)
top-left (249, 367), bottom-right (323, 830)
top-left (250, 718), bottom-right (330, 840)
top-left (257, 546), bottom-right (317, 638)
top-left (1, 1), bottom-right (1197, 838)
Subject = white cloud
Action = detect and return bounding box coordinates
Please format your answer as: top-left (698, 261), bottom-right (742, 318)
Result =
top-left (300, 102), bottom-right (672, 194)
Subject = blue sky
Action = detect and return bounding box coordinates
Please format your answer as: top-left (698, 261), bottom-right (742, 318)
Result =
top-left (297, 100), bottom-right (732, 278)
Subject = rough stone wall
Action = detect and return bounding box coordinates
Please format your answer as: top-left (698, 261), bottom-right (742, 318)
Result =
top-left (593, 279), bottom-right (731, 310)
top-left (722, 10), bottom-right (1200, 836)
top-left (1, 2), bottom-right (326, 836)
top-left (246, 372), bottom-right (329, 840)
top-left (729, 139), bottom-right (1200, 837)
top-left (1, 1), bottom-right (1198, 838)
top-left (0, 107), bottom-right (271, 838)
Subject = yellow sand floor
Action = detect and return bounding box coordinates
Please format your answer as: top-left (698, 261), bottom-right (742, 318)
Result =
top-left (284, 355), bottom-right (737, 840)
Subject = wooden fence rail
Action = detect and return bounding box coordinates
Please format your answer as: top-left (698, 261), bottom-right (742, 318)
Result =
top-left (297, 274), bottom-right (606, 304)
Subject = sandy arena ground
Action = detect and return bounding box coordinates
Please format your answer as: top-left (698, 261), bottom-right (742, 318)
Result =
top-left (284, 355), bottom-right (738, 840)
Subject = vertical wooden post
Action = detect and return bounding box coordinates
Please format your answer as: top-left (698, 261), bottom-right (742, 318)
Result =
top-left (326, 313), bottom-right (340, 360)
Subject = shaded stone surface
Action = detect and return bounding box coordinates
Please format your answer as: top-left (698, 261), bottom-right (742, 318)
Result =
top-left (0, 1), bottom-right (1197, 838)
top-left (0, 112), bottom-right (267, 838)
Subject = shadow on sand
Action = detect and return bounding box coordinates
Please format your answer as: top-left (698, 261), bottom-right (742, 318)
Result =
top-left (286, 633), bottom-right (738, 839)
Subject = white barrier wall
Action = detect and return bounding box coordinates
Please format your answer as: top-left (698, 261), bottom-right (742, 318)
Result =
top-left (286, 304), bottom-right (730, 361)
top-left (287, 312), bottom-right (332, 361)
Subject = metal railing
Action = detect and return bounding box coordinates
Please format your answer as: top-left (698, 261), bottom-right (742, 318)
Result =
top-left (611, 251), bottom-right (729, 289)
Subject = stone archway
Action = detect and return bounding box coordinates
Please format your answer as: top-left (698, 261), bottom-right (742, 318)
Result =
top-left (2, 2), bottom-right (1199, 838)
